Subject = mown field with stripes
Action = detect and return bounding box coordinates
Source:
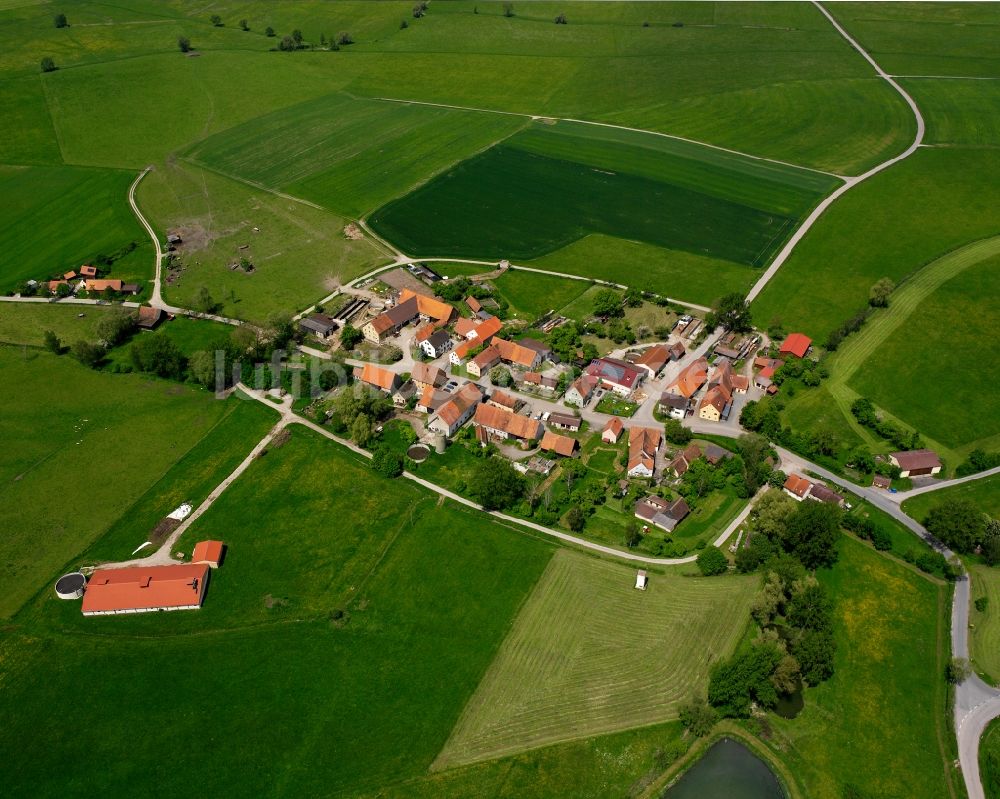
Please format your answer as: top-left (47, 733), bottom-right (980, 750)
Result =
top-left (434, 550), bottom-right (756, 768)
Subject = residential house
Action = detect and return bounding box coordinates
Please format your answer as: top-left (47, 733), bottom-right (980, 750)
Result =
top-left (783, 474), bottom-right (814, 501)
top-left (698, 361), bottom-right (736, 422)
top-left (659, 393), bottom-right (688, 420)
top-left (411, 362), bottom-right (446, 393)
top-left (627, 426), bottom-right (662, 478)
top-left (872, 474), bottom-right (892, 489)
top-left (392, 381), bottom-right (416, 407)
top-left (584, 358), bottom-right (644, 396)
top-left (669, 341), bottom-right (686, 361)
top-left (467, 346), bottom-right (501, 378)
top-left (634, 495), bottom-right (690, 532)
top-left (669, 444), bottom-right (703, 477)
top-left (547, 412), bottom-right (581, 432)
top-left (353, 363), bottom-right (400, 394)
top-left (299, 313), bottom-right (337, 338)
top-left (492, 337), bottom-right (542, 370)
top-left (84, 279), bottom-right (124, 293)
top-left (779, 333), bottom-right (812, 359)
top-left (540, 430), bottom-right (578, 457)
top-left (428, 382), bottom-right (483, 436)
top-left (602, 417), bottom-right (624, 444)
top-left (363, 296), bottom-right (419, 344)
top-left (665, 357), bottom-right (709, 399)
top-left (465, 296), bottom-right (482, 314)
top-left (565, 374), bottom-right (599, 407)
top-left (634, 345), bottom-right (670, 379)
top-left (523, 371), bottom-right (559, 392)
top-left (416, 386), bottom-right (450, 414)
top-left (487, 390), bottom-right (520, 412)
top-left (704, 443), bottom-right (731, 465)
top-left (420, 329), bottom-right (453, 359)
top-left (890, 449), bottom-right (942, 477)
top-left (473, 403), bottom-right (542, 442)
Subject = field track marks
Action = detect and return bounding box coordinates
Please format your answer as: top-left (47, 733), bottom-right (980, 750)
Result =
top-left (373, 96), bottom-right (844, 180)
top-left (744, 1), bottom-right (926, 304)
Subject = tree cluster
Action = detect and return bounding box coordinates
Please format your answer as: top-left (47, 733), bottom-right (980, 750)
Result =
top-left (327, 388), bottom-right (393, 447)
top-left (957, 448), bottom-right (1000, 477)
top-left (735, 490), bottom-right (840, 574)
top-left (869, 277), bottom-right (896, 308)
top-left (706, 293), bottom-right (752, 333)
top-left (923, 498), bottom-right (990, 555)
top-left (468, 455), bottom-right (525, 510)
top-left (841, 513), bottom-right (892, 551)
top-left (825, 306), bottom-right (872, 352)
top-left (850, 397), bottom-right (922, 451)
top-left (696, 546), bottom-right (728, 576)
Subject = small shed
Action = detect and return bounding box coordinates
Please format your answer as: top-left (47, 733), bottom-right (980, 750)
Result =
top-left (192, 540), bottom-right (225, 569)
top-left (635, 570), bottom-right (648, 591)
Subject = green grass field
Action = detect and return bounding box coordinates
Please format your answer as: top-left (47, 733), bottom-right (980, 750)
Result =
top-left (369, 120), bottom-right (833, 266)
top-left (968, 564), bottom-right (1000, 682)
top-left (0, 346), bottom-right (233, 618)
top-left (0, 302), bottom-right (114, 347)
top-left (753, 148), bottom-right (1000, 342)
top-left (847, 241), bottom-right (1000, 455)
top-left (831, 2), bottom-right (1000, 78)
top-left (1, 428), bottom-right (556, 796)
top-left (0, 164), bottom-right (152, 292)
top-left (137, 161), bottom-right (388, 321)
top-left (902, 474), bottom-right (1000, 522)
top-left (491, 269), bottom-right (591, 321)
top-left (904, 78), bottom-right (1000, 148)
top-left (436, 550), bottom-right (756, 767)
top-left (982, 717), bottom-right (1000, 799)
top-left (766, 535), bottom-right (955, 799)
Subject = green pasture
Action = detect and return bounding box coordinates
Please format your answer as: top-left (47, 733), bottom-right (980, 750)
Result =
top-left (436, 549), bottom-right (756, 767)
top-left (904, 78), bottom-right (1000, 148)
top-left (983, 717), bottom-right (1000, 799)
top-left (527, 234), bottom-right (754, 306)
top-left (1, 428), bottom-right (554, 796)
top-left (766, 536), bottom-right (955, 799)
top-left (491, 269), bottom-right (591, 321)
top-left (902, 474), bottom-right (1000, 522)
top-left (753, 148), bottom-right (1000, 342)
top-left (0, 302), bottom-right (114, 347)
top-left (968, 564), bottom-right (1000, 682)
top-left (848, 242), bottom-right (1000, 454)
top-left (188, 92), bottom-right (527, 219)
top-left (831, 2), bottom-right (1000, 78)
top-left (0, 347), bottom-right (232, 618)
top-left (137, 161), bottom-right (388, 321)
top-left (0, 165), bottom-right (151, 292)
top-left (0, 74), bottom-right (61, 164)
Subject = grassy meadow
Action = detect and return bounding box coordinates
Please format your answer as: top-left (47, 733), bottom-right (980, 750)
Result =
top-left (0, 164), bottom-right (151, 292)
top-left (436, 550), bottom-right (756, 767)
top-left (491, 268), bottom-right (592, 321)
top-left (0, 347), bottom-right (234, 618)
top-left (0, 302), bottom-right (114, 347)
top-left (136, 161), bottom-right (388, 321)
top-left (902, 474), bottom-right (1000, 522)
top-left (369, 121), bottom-right (831, 266)
top-left (765, 536), bottom-right (956, 799)
top-left (753, 148), bottom-right (1000, 342)
top-left (1, 428), bottom-right (557, 796)
top-left (904, 78), bottom-right (1000, 148)
top-left (968, 564), bottom-right (1000, 683)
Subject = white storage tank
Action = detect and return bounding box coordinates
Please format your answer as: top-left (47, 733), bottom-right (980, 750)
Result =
top-left (55, 572), bottom-right (87, 600)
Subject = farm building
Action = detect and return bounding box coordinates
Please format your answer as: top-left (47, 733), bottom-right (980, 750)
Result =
top-left (666, 357), bottom-right (709, 399)
top-left (584, 357), bottom-right (644, 396)
top-left (547, 413), bottom-right (581, 432)
top-left (872, 474), bottom-right (892, 489)
top-left (669, 341), bottom-right (686, 361)
top-left (473, 403), bottom-right (542, 442)
top-left (779, 333), bottom-right (812, 359)
top-left (635, 570), bottom-right (647, 590)
top-left (634, 495), bottom-right (690, 532)
top-left (299, 313), bottom-right (337, 338)
top-left (809, 483), bottom-right (845, 506)
top-left (81, 564), bottom-right (210, 615)
top-left (540, 430), bottom-right (578, 457)
top-left (783, 474), bottom-right (814, 501)
top-left (80, 265), bottom-right (98, 277)
top-left (191, 540), bottom-right (225, 568)
top-left (392, 381), bottom-right (416, 407)
top-left (363, 296), bottom-right (420, 344)
top-left (353, 364), bottom-right (400, 394)
top-left (416, 386), bottom-right (450, 414)
top-left (668, 443), bottom-right (704, 477)
top-left (487, 390), bottom-right (520, 412)
top-left (519, 338), bottom-right (554, 363)
top-left (467, 346), bottom-right (501, 378)
top-left (428, 382), bottom-right (483, 436)
top-left (492, 337), bottom-right (542, 370)
top-left (634, 345), bottom-right (671, 378)
top-left (136, 306), bottom-right (164, 330)
top-left (524, 371), bottom-right (559, 392)
top-left (889, 450), bottom-right (942, 477)
top-left (602, 417), bottom-right (624, 444)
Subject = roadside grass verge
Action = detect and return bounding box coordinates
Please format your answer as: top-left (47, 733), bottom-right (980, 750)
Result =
top-left (968, 563), bottom-right (1000, 684)
top-left (435, 550), bottom-right (756, 767)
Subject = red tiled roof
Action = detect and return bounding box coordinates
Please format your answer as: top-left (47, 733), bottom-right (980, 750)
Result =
top-left (399, 288), bottom-right (455, 322)
top-left (492, 337), bottom-right (538, 368)
top-left (540, 430), bottom-right (577, 457)
top-left (668, 357), bottom-right (709, 398)
top-left (635, 345), bottom-right (670, 373)
top-left (191, 540), bottom-right (224, 565)
top-left (474, 403), bottom-right (542, 440)
top-left (891, 449), bottom-right (941, 471)
top-left (436, 382), bottom-right (482, 426)
top-left (81, 564), bottom-right (209, 614)
top-left (356, 363), bottom-right (399, 392)
top-left (784, 474), bottom-right (813, 498)
top-left (465, 296), bottom-right (482, 313)
top-left (779, 333), bottom-right (811, 358)
top-left (603, 417), bottom-right (624, 439)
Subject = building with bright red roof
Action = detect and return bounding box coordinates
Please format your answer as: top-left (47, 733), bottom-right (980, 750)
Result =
top-left (192, 540), bottom-right (225, 568)
top-left (779, 333), bottom-right (812, 358)
top-left (81, 564), bottom-right (210, 616)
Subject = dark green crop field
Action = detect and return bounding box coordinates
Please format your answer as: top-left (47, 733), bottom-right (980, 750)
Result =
top-left (369, 122), bottom-right (834, 264)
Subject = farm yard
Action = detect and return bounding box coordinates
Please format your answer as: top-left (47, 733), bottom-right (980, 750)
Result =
top-left (435, 550), bottom-right (756, 768)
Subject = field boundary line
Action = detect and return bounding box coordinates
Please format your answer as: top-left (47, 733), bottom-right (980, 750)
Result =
top-left (744, 1), bottom-right (926, 304)
top-left (373, 96), bottom-right (845, 179)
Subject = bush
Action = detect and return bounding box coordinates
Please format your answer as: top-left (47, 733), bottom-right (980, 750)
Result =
top-left (336, 31), bottom-right (354, 45)
top-left (678, 695), bottom-right (717, 737)
top-left (976, 596), bottom-right (989, 613)
top-left (869, 525), bottom-right (892, 551)
top-left (663, 418), bottom-right (692, 445)
top-left (40, 57), bottom-right (57, 72)
top-left (946, 658), bottom-right (971, 684)
top-left (71, 340), bottom-right (104, 368)
top-left (265, 26), bottom-right (275, 37)
top-left (210, 14), bottom-right (223, 26)
top-left (53, 13), bottom-right (68, 28)
top-left (371, 445), bottom-right (404, 478)
top-left (697, 547), bottom-right (729, 576)
top-left (177, 37), bottom-right (192, 53)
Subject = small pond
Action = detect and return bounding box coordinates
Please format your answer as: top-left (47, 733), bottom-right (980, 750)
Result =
top-left (662, 738), bottom-right (786, 799)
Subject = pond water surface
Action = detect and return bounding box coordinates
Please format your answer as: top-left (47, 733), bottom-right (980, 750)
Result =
top-left (662, 738), bottom-right (786, 799)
